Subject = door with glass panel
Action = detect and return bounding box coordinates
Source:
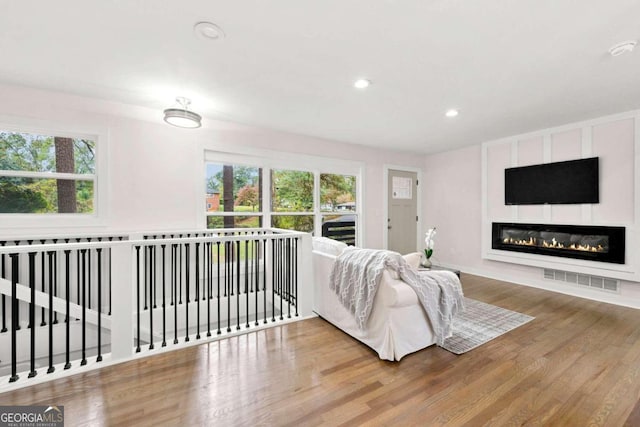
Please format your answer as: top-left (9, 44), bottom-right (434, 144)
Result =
top-left (387, 169), bottom-right (417, 254)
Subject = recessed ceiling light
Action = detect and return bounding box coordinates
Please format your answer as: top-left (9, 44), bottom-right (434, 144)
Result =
top-left (354, 79), bottom-right (371, 89)
top-left (194, 21), bottom-right (225, 40)
top-left (445, 109), bottom-right (459, 118)
top-left (609, 40), bottom-right (636, 57)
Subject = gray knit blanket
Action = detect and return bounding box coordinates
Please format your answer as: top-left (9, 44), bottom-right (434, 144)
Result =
top-left (329, 247), bottom-right (465, 345)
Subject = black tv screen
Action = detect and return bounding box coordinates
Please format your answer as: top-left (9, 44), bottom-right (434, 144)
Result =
top-left (505, 157), bottom-right (599, 205)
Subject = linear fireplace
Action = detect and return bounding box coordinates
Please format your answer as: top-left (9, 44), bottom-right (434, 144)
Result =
top-left (492, 223), bottom-right (625, 264)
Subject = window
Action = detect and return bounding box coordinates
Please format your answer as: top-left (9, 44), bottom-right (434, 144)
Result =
top-left (271, 169), bottom-right (314, 232)
top-left (0, 131), bottom-right (96, 214)
top-left (204, 151), bottom-right (361, 244)
top-left (320, 173), bottom-right (357, 245)
top-left (205, 163), bottom-right (262, 228)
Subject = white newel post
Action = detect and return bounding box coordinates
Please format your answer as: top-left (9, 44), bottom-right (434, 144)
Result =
top-left (298, 233), bottom-right (314, 318)
top-left (109, 242), bottom-right (134, 361)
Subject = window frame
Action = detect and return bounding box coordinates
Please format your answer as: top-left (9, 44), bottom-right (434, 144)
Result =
top-left (203, 149), bottom-right (363, 245)
top-left (0, 117), bottom-right (107, 229)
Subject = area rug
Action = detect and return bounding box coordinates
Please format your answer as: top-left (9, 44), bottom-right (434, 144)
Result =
top-left (440, 297), bottom-right (534, 355)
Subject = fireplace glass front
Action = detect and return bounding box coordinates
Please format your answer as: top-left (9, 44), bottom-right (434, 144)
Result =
top-left (492, 223), bottom-right (625, 264)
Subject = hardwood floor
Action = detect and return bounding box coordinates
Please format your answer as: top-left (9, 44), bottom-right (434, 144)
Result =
top-left (1, 273), bottom-right (640, 426)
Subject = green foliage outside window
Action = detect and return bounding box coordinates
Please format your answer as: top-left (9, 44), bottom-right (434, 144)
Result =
top-left (271, 169), bottom-right (313, 212)
top-left (0, 132), bottom-right (96, 214)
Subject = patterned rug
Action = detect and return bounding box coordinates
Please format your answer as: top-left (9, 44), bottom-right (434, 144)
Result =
top-left (440, 297), bottom-right (534, 355)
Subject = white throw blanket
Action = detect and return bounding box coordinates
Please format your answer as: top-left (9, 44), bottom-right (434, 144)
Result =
top-left (329, 247), bottom-right (465, 345)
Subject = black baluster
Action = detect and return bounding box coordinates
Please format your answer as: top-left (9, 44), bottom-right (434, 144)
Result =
top-left (173, 245), bottom-right (178, 345)
top-left (179, 242), bottom-right (183, 304)
top-left (28, 252), bottom-right (37, 378)
top-left (97, 248), bottom-right (103, 362)
top-left (88, 239), bottom-right (92, 311)
top-left (250, 238), bottom-right (254, 293)
top-left (149, 246), bottom-right (154, 351)
top-left (153, 244), bottom-right (157, 309)
top-left (217, 242), bottom-right (221, 335)
top-left (280, 240), bottom-right (284, 321)
top-left (161, 244), bottom-right (167, 347)
top-left (170, 242), bottom-right (175, 306)
top-left (185, 243), bottom-right (190, 342)
top-left (206, 241), bottom-right (211, 337)
top-left (196, 242), bottom-right (201, 340)
top-left (202, 241), bottom-right (207, 301)
top-left (144, 246), bottom-right (148, 310)
top-left (9, 253), bottom-right (19, 382)
top-left (41, 241), bottom-right (46, 326)
top-left (294, 238), bottom-right (299, 316)
top-left (135, 246), bottom-right (141, 353)
top-left (226, 241), bottom-right (230, 297)
top-left (271, 239), bottom-right (276, 322)
top-left (263, 239), bottom-right (267, 325)
top-left (169, 244), bottom-right (175, 305)
top-left (226, 241), bottom-right (231, 333)
top-left (47, 251), bottom-right (55, 373)
top-left (108, 237), bottom-right (113, 315)
top-left (76, 246), bottom-right (81, 321)
top-left (287, 238), bottom-right (291, 319)
top-left (64, 250), bottom-right (71, 370)
top-left (80, 249), bottom-right (87, 367)
top-left (13, 241), bottom-right (20, 331)
top-left (1, 241), bottom-right (7, 333)
top-left (255, 239), bottom-right (259, 326)
top-left (245, 240), bottom-right (250, 328)
top-left (26, 244), bottom-right (33, 330)
top-left (236, 240), bottom-right (240, 331)
top-left (53, 250), bottom-right (58, 324)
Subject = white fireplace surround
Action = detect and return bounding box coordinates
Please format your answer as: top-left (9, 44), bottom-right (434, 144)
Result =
top-left (481, 111), bottom-right (640, 283)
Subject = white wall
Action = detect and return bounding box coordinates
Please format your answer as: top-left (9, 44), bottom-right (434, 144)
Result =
top-left (425, 111), bottom-right (640, 308)
top-left (0, 84), bottom-right (424, 249)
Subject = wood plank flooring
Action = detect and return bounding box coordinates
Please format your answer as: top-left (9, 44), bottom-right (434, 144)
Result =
top-left (2, 273), bottom-right (640, 426)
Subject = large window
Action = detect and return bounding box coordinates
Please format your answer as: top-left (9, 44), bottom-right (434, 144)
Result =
top-left (205, 155), bottom-right (361, 244)
top-left (271, 169), bottom-right (314, 233)
top-left (320, 174), bottom-right (357, 245)
top-left (205, 163), bottom-right (262, 228)
top-left (0, 131), bottom-right (96, 214)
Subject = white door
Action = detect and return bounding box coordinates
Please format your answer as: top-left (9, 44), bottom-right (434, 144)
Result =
top-left (387, 169), bottom-right (418, 254)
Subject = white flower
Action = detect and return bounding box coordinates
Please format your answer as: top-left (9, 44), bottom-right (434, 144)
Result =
top-left (424, 227), bottom-right (436, 259)
top-left (425, 228), bottom-right (437, 250)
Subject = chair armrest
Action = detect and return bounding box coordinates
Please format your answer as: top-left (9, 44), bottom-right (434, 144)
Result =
top-left (378, 270), bottom-right (419, 308)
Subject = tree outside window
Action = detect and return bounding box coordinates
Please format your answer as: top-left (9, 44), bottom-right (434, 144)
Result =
top-left (0, 131), bottom-right (96, 214)
top-left (271, 169), bottom-right (314, 232)
top-left (205, 163), bottom-right (262, 228)
top-left (205, 161), bottom-right (359, 243)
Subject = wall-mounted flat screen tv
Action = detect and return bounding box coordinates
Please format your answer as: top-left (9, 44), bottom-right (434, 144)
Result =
top-left (505, 157), bottom-right (599, 205)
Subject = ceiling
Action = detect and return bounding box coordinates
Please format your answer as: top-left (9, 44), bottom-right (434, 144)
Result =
top-left (1, 1), bottom-right (639, 154)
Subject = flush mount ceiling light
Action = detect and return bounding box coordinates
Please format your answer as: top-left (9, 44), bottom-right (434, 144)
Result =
top-left (609, 40), bottom-right (636, 57)
top-left (354, 79), bottom-right (371, 89)
top-left (194, 21), bottom-right (225, 40)
top-left (163, 97), bottom-right (202, 128)
top-left (445, 109), bottom-right (459, 118)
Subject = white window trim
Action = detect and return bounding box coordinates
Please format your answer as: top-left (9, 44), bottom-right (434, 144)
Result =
top-left (203, 148), bottom-right (363, 245)
top-left (0, 116), bottom-right (108, 230)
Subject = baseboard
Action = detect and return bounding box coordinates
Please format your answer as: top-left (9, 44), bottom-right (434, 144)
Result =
top-left (437, 262), bottom-right (640, 310)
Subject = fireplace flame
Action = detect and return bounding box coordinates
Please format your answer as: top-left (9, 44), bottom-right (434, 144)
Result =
top-left (503, 236), bottom-right (605, 253)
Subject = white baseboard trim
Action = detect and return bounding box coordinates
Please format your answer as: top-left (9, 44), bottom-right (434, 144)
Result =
top-left (438, 263), bottom-right (640, 310)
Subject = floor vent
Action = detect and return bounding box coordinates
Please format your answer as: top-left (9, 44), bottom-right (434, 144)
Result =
top-left (543, 269), bottom-right (619, 293)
